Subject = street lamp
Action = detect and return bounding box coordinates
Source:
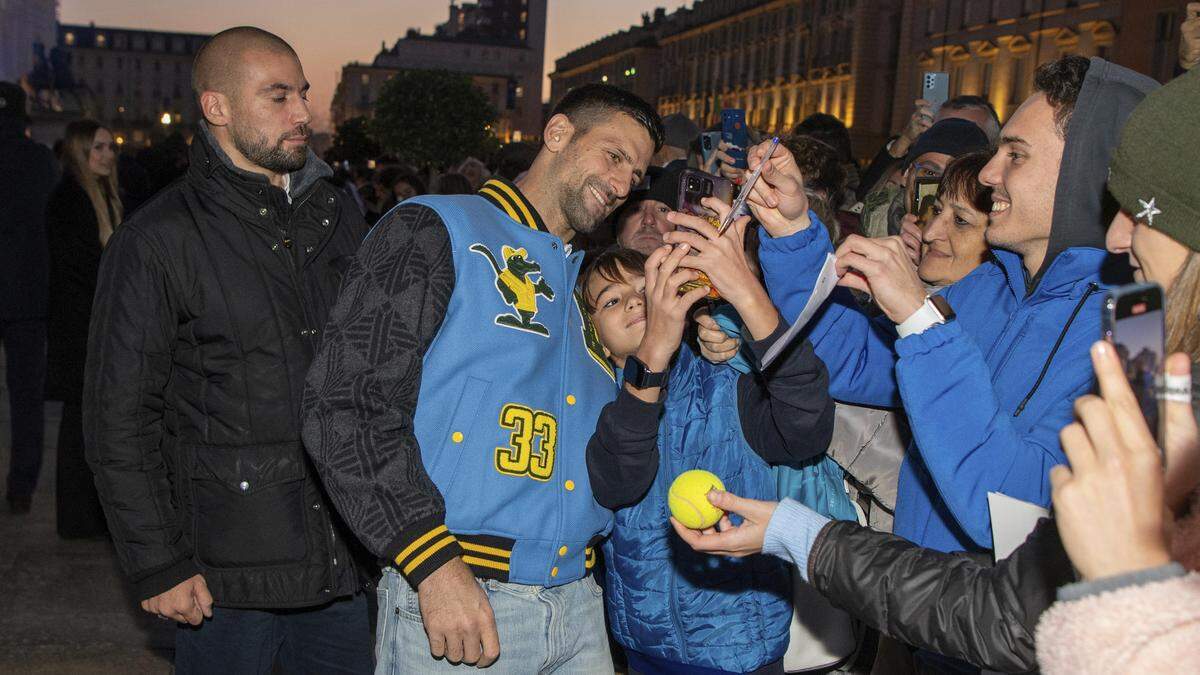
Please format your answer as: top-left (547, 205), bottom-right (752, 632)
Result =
top-left (160, 112), bottom-right (172, 125)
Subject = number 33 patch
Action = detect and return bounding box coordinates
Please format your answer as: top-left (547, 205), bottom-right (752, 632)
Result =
top-left (494, 404), bottom-right (558, 481)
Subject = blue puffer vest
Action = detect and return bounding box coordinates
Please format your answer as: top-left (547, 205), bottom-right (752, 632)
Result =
top-left (603, 347), bottom-right (792, 672)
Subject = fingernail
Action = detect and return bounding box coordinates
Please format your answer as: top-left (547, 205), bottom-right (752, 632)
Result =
top-left (1093, 341), bottom-right (1110, 357)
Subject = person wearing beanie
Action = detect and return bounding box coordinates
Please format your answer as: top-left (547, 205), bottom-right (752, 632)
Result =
top-left (654, 113), bottom-right (700, 168)
top-left (614, 163), bottom-right (685, 255)
top-left (0, 81), bottom-right (57, 514)
top-left (861, 117), bottom-right (990, 239)
top-left (1038, 68), bottom-right (1200, 667)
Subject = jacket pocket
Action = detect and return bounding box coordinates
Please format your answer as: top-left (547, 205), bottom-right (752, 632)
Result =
top-left (189, 441), bottom-right (308, 568)
top-left (426, 376), bottom-right (491, 483)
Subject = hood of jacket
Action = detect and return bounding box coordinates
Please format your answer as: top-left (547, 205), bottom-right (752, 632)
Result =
top-left (1032, 58), bottom-right (1159, 290)
top-left (190, 121), bottom-right (331, 199)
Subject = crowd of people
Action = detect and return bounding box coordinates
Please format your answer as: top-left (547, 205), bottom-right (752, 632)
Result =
top-left (1, 14), bottom-right (1200, 675)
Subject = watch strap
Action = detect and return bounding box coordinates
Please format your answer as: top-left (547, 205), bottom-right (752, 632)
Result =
top-left (623, 355), bottom-right (668, 390)
top-left (897, 295), bottom-right (949, 338)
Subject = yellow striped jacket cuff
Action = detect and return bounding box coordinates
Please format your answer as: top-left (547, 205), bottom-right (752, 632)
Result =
top-left (388, 519), bottom-right (464, 588)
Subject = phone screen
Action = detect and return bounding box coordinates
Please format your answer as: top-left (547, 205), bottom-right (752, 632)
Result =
top-left (913, 178), bottom-right (939, 215)
top-left (1103, 284), bottom-right (1166, 449)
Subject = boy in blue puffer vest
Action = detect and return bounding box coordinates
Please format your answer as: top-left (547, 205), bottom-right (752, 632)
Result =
top-left (581, 203), bottom-right (835, 674)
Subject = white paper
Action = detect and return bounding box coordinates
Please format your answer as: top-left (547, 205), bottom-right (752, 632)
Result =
top-left (987, 492), bottom-right (1050, 562)
top-left (761, 253), bottom-right (839, 369)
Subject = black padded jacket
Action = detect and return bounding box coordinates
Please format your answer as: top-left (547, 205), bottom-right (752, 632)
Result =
top-left (83, 126), bottom-right (369, 608)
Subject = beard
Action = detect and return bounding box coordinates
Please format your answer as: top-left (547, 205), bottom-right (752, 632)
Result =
top-left (559, 175), bottom-right (617, 236)
top-left (230, 119), bottom-right (310, 174)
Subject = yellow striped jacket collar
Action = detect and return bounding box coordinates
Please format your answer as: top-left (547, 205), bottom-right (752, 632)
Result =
top-left (478, 177), bottom-right (548, 233)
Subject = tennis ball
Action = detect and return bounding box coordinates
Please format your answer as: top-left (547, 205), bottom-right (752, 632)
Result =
top-left (668, 470), bottom-right (726, 530)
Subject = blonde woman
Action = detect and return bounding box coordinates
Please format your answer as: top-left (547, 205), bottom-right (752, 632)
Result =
top-left (46, 119), bottom-right (121, 539)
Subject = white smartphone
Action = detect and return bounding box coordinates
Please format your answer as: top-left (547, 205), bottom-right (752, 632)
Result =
top-left (922, 72), bottom-right (950, 115)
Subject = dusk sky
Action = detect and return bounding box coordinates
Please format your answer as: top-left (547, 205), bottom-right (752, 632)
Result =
top-left (59, 0), bottom-right (667, 131)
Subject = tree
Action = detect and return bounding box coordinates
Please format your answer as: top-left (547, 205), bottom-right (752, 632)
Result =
top-left (326, 116), bottom-right (380, 166)
top-left (370, 69), bottom-right (499, 170)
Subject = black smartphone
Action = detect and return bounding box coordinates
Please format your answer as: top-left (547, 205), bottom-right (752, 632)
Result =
top-left (912, 177), bottom-right (940, 215)
top-left (721, 109), bottom-right (750, 169)
top-left (1102, 282), bottom-right (1166, 451)
top-left (676, 168), bottom-right (733, 220)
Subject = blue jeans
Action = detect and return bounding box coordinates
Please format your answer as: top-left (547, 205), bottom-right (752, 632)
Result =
top-left (376, 568), bottom-right (612, 674)
top-left (174, 593), bottom-right (373, 675)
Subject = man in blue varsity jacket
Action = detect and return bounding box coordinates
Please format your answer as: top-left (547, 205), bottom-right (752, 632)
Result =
top-left (302, 85), bottom-right (664, 673)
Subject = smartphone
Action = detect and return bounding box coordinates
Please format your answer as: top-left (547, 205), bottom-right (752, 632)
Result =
top-left (912, 177), bottom-right (940, 215)
top-left (676, 168), bottom-right (733, 219)
top-left (721, 109), bottom-right (750, 169)
top-left (922, 72), bottom-right (950, 115)
top-left (1102, 283), bottom-right (1166, 451)
top-left (676, 169), bottom-right (733, 300)
top-left (700, 131), bottom-right (722, 166)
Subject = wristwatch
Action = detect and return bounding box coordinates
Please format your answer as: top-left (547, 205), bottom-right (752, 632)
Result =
top-left (623, 355), bottom-right (669, 390)
top-left (896, 294), bottom-right (956, 338)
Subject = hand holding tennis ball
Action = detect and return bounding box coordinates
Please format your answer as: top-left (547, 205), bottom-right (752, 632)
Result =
top-left (669, 470), bottom-right (726, 529)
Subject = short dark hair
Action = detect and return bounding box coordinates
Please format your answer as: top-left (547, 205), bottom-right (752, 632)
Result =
top-left (783, 135), bottom-right (848, 210)
top-left (942, 95), bottom-right (1001, 138)
top-left (551, 84), bottom-right (665, 153)
top-left (792, 113), bottom-right (853, 163)
top-left (579, 246), bottom-right (648, 313)
top-left (936, 150), bottom-right (993, 215)
top-left (1034, 55), bottom-right (1091, 138)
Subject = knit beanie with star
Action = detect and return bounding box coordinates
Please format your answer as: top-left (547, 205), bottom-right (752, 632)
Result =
top-left (1108, 67), bottom-right (1200, 252)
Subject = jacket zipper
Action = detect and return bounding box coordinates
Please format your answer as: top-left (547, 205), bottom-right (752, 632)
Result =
top-left (272, 187), bottom-right (341, 590)
top-left (1013, 282), bottom-right (1100, 417)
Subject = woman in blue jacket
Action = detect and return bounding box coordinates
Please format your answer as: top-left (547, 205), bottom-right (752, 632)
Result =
top-left (581, 203), bottom-right (835, 674)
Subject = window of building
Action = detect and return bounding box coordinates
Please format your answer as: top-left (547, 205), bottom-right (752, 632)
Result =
top-left (980, 61), bottom-right (994, 97)
top-left (64, 32), bottom-right (75, 46)
top-left (96, 55), bottom-right (104, 68)
top-left (96, 33), bottom-right (107, 47)
top-left (135, 58), bottom-right (141, 72)
top-left (155, 60), bottom-right (161, 73)
top-left (1008, 55), bottom-right (1026, 102)
top-left (361, 73), bottom-right (370, 85)
top-left (1151, 10), bottom-right (1179, 81)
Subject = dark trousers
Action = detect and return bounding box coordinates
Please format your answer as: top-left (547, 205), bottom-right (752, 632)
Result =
top-left (175, 593), bottom-right (373, 675)
top-left (1, 318), bottom-right (46, 500)
top-left (56, 400), bottom-right (107, 538)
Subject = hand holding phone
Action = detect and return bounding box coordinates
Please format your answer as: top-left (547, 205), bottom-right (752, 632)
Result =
top-left (675, 169), bottom-right (733, 299)
top-left (1102, 283), bottom-right (1166, 452)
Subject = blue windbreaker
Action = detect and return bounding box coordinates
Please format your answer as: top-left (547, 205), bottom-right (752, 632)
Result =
top-left (759, 59), bottom-right (1157, 553)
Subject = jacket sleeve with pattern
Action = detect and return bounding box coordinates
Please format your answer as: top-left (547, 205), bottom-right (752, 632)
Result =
top-left (84, 226), bottom-right (200, 601)
top-left (301, 203), bottom-right (462, 588)
top-left (808, 517), bottom-right (1072, 673)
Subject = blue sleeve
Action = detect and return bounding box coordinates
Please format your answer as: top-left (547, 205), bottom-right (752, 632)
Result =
top-left (758, 216), bottom-right (901, 407)
top-left (895, 319), bottom-right (1093, 548)
top-left (762, 498), bottom-right (831, 581)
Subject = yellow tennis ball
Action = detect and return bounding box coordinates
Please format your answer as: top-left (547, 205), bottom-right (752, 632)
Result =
top-left (668, 470), bottom-right (726, 530)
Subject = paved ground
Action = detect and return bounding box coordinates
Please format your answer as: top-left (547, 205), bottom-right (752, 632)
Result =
top-left (0, 353), bottom-right (174, 673)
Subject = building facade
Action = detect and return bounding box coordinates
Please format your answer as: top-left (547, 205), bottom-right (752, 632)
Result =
top-left (0, 0), bottom-right (57, 85)
top-left (550, 0), bottom-right (904, 159)
top-left (892, 0), bottom-right (1123, 132)
top-left (331, 0), bottom-right (546, 143)
top-left (57, 22), bottom-right (208, 146)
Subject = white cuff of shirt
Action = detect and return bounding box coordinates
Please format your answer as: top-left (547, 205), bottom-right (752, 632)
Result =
top-left (896, 298), bottom-right (945, 338)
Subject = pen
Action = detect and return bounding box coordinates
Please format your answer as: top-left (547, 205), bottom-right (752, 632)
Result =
top-left (717, 135), bottom-right (780, 237)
